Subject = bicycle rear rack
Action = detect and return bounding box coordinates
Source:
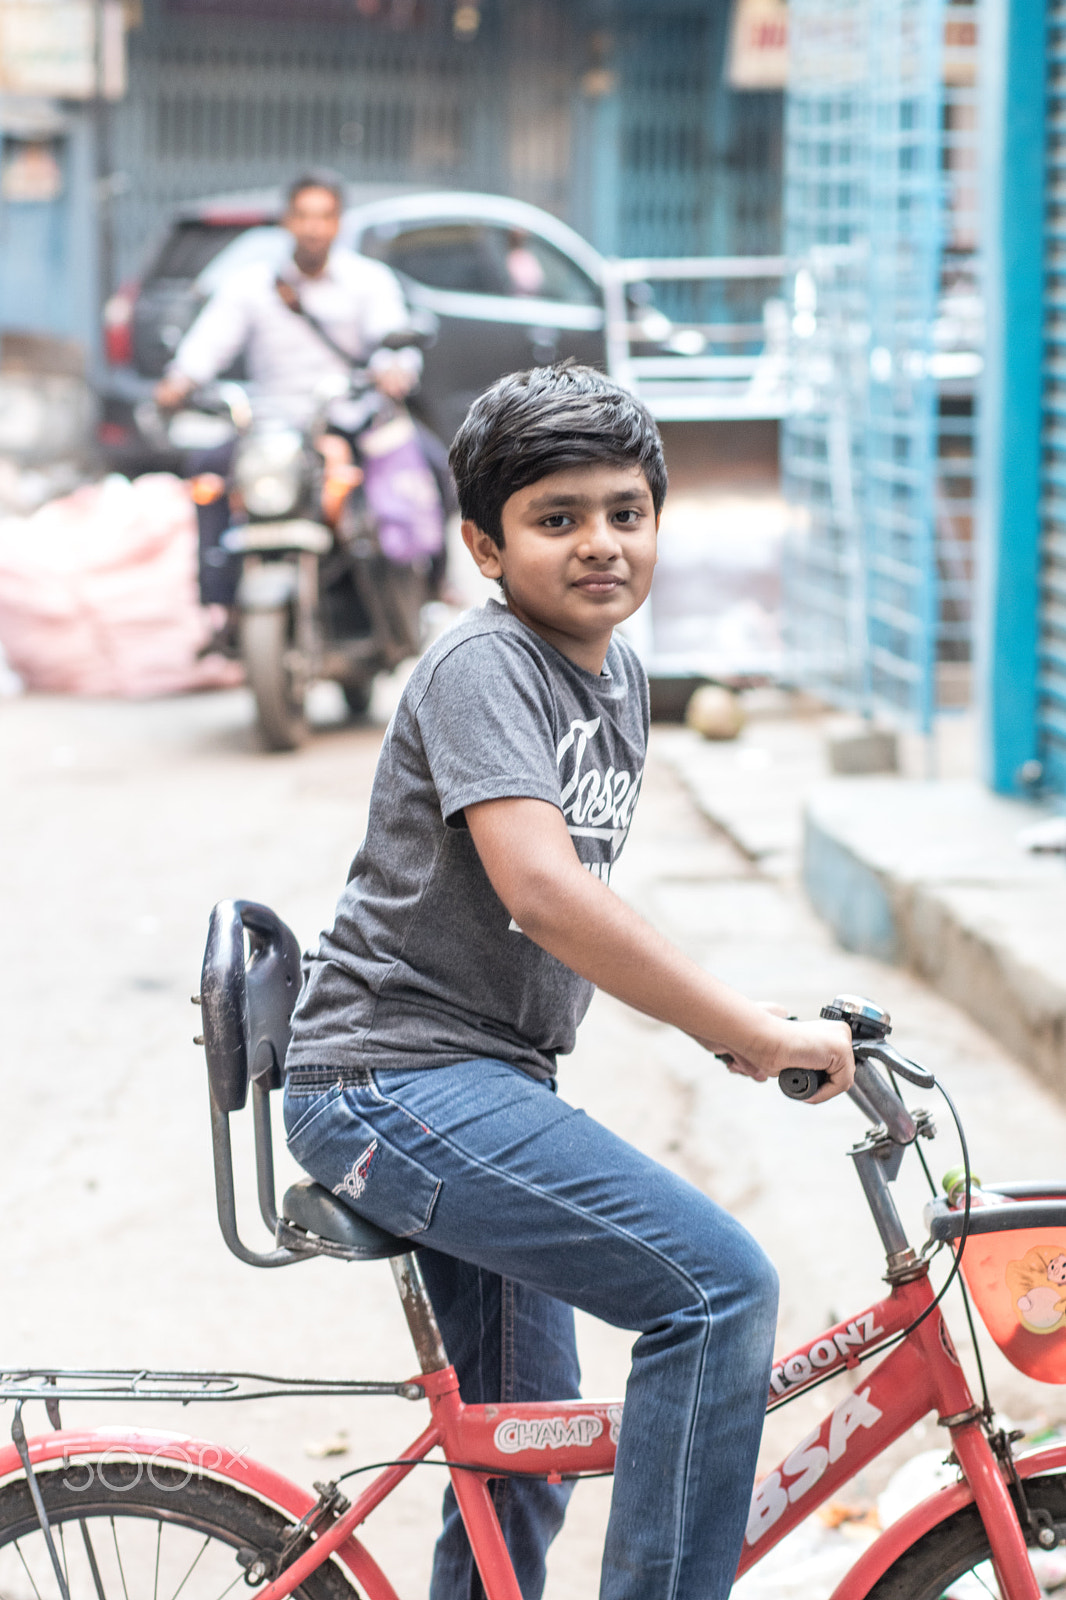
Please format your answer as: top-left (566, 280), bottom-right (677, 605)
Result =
top-left (0, 1368), bottom-right (423, 1407)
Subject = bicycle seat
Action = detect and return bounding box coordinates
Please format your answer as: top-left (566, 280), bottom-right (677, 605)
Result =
top-left (281, 1178), bottom-right (412, 1259)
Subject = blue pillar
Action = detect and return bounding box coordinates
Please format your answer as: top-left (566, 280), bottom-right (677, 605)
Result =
top-left (569, 2), bottom-right (621, 256)
top-left (976, 0), bottom-right (1047, 793)
top-left (0, 105), bottom-right (99, 358)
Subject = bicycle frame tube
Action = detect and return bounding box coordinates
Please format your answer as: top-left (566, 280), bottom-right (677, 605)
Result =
top-left (741, 1272), bottom-right (1042, 1599)
top-left (246, 1367), bottom-right (619, 1600)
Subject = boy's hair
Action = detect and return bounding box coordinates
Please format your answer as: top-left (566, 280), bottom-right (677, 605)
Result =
top-left (285, 169), bottom-right (346, 212)
top-left (449, 364), bottom-right (667, 546)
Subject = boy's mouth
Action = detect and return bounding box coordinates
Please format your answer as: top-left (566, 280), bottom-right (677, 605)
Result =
top-left (573, 573), bottom-right (624, 594)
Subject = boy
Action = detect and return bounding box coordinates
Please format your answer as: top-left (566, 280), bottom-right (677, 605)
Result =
top-left (284, 364), bottom-right (853, 1600)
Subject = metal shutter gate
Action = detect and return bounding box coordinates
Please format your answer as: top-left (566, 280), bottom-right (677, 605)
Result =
top-left (1040, 0), bottom-right (1066, 789)
top-left (107, 0), bottom-right (570, 286)
top-left (781, 0), bottom-right (980, 732)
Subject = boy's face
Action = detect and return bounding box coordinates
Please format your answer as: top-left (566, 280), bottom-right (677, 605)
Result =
top-left (462, 461), bottom-right (658, 673)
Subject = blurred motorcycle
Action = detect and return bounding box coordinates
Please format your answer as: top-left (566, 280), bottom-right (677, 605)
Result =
top-left (176, 330), bottom-right (445, 750)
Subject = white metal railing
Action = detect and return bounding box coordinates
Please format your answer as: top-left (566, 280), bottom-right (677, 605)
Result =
top-left (602, 255), bottom-right (790, 422)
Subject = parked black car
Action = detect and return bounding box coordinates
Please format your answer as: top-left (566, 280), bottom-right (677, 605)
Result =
top-left (99, 187), bottom-right (657, 470)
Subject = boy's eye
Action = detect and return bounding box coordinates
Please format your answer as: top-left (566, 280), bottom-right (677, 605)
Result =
top-left (541, 514), bottom-right (573, 529)
top-left (613, 508), bottom-right (643, 525)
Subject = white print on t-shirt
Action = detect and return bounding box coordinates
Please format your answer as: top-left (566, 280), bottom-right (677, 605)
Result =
top-left (556, 717), bottom-right (641, 857)
top-left (508, 718), bottom-right (642, 933)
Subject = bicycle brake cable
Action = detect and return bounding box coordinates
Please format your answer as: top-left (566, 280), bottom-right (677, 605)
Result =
top-left (768, 1073), bottom-right (976, 1411)
top-left (892, 1069), bottom-right (992, 1416)
top-left (332, 1457), bottom-right (611, 1485)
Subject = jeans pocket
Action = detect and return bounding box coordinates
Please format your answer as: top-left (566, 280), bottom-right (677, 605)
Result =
top-left (285, 1084), bottom-right (441, 1238)
top-left (284, 1084), bottom-right (338, 1146)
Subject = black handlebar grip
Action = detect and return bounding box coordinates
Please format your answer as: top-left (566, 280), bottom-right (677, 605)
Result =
top-left (778, 1067), bottom-right (829, 1101)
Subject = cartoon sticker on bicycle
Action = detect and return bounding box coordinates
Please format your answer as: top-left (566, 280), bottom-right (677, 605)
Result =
top-left (1006, 1244), bottom-right (1066, 1334)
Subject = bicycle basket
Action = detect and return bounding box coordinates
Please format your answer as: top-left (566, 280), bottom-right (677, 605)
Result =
top-left (948, 1191), bottom-right (1066, 1384)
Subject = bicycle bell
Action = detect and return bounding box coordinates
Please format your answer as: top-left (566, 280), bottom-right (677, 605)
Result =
top-left (820, 994), bottom-right (892, 1040)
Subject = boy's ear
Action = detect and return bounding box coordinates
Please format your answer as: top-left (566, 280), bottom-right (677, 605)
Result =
top-left (462, 519), bottom-right (504, 580)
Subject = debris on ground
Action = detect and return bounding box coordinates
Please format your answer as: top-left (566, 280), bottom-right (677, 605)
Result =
top-left (303, 1430), bottom-right (350, 1459)
top-left (1018, 815), bottom-right (1066, 854)
top-left (817, 1499), bottom-right (880, 1534)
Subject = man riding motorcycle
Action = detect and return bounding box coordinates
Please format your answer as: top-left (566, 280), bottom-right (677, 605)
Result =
top-left (153, 168), bottom-right (437, 612)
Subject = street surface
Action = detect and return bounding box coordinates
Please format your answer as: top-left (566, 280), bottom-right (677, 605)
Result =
top-left (4, 674), bottom-right (1066, 1598)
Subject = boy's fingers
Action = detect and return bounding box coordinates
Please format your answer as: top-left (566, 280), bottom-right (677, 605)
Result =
top-left (806, 1037), bottom-right (856, 1104)
top-left (723, 1056), bottom-right (769, 1082)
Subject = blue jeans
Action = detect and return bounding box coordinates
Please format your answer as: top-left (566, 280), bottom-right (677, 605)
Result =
top-left (283, 1060), bottom-right (778, 1600)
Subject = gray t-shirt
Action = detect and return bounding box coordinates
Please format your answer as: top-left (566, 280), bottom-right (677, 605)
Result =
top-left (286, 601), bottom-right (649, 1081)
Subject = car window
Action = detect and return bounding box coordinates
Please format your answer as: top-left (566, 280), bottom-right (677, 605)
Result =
top-left (195, 226), bottom-right (291, 293)
top-left (147, 221), bottom-right (259, 283)
top-left (360, 223), bottom-right (510, 295)
top-left (485, 228), bottom-right (601, 306)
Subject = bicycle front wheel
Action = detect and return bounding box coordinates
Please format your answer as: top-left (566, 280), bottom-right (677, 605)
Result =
top-left (868, 1468), bottom-right (1066, 1598)
top-left (0, 1461), bottom-right (361, 1600)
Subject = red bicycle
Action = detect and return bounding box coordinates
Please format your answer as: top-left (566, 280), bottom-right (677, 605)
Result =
top-left (2, 899), bottom-right (1066, 1599)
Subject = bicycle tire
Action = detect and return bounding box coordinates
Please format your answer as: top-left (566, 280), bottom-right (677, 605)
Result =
top-left (867, 1468), bottom-right (1066, 1598)
top-left (0, 1461), bottom-right (362, 1600)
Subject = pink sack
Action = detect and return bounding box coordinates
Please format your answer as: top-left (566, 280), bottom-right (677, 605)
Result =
top-left (0, 474), bottom-right (242, 697)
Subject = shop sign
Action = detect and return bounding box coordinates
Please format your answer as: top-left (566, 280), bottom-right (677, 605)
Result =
top-left (0, 0), bottom-right (125, 99)
top-left (727, 0), bottom-right (788, 90)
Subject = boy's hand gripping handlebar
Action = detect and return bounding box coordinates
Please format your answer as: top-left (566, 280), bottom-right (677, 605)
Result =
top-left (778, 995), bottom-right (935, 1144)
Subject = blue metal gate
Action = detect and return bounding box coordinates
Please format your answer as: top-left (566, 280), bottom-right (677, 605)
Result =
top-left (1039, 0), bottom-right (1066, 789)
top-left (108, 0), bottom-right (522, 284)
top-left (782, 0), bottom-right (981, 732)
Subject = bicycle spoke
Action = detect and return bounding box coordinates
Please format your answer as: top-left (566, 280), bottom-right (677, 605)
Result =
top-left (210, 1566), bottom-right (250, 1600)
top-left (945, 1561), bottom-right (1003, 1598)
top-left (167, 1536), bottom-right (211, 1600)
top-left (78, 1521), bottom-right (108, 1600)
top-left (56, 1524), bottom-right (69, 1597)
top-left (108, 1521), bottom-right (129, 1600)
top-left (11, 1539), bottom-right (46, 1600)
top-left (154, 1521), bottom-right (162, 1600)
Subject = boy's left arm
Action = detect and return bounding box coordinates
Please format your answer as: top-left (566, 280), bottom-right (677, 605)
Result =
top-left (464, 795), bottom-right (854, 1101)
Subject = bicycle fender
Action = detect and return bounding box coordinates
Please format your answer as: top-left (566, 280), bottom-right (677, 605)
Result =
top-left (825, 1442), bottom-right (1066, 1599)
top-left (0, 1427), bottom-right (401, 1600)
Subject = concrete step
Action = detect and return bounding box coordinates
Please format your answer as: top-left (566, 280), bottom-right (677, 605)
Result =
top-left (804, 780), bottom-right (1066, 1099)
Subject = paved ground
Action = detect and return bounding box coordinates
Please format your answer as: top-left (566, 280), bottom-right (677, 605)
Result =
top-left (660, 703), bottom-right (1066, 1106)
top-left (4, 680), bottom-right (1066, 1598)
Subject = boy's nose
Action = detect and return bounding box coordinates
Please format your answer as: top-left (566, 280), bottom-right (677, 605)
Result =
top-left (580, 517), bottom-right (621, 559)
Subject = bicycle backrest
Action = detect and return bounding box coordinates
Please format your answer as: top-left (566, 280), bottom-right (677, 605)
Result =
top-left (198, 899), bottom-right (311, 1267)
top-left (201, 899), bottom-right (302, 1113)
top-left (198, 897), bottom-right (421, 1271)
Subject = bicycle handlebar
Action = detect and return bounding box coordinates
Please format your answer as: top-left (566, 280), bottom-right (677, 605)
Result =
top-left (779, 1058), bottom-right (917, 1141)
top-left (777, 1006), bottom-right (935, 1146)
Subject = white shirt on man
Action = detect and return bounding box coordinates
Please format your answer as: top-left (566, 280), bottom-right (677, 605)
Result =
top-left (168, 244), bottom-right (420, 431)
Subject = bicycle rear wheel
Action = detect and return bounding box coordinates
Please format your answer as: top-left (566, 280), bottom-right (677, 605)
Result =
top-left (867, 1469), bottom-right (1066, 1598)
top-left (0, 1462), bottom-right (362, 1600)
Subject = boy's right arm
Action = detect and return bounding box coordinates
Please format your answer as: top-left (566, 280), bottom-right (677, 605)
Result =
top-left (465, 795), bottom-right (854, 1102)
